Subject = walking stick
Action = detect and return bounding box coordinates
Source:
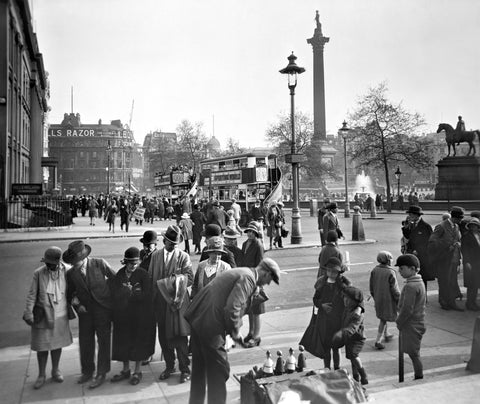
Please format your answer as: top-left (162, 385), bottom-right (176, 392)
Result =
top-left (398, 331), bottom-right (404, 383)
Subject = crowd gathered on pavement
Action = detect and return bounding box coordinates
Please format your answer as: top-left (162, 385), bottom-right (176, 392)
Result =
top-left (22, 191), bottom-right (480, 403)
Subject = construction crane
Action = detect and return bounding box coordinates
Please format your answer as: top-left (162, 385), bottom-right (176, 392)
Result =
top-left (128, 99), bottom-right (134, 130)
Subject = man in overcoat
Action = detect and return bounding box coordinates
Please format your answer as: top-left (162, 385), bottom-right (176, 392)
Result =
top-left (402, 206), bottom-right (434, 291)
top-left (148, 225), bottom-right (193, 383)
top-left (185, 258), bottom-right (281, 404)
top-left (323, 202), bottom-right (344, 240)
top-left (65, 240), bottom-right (115, 389)
top-left (428, 206), bottom-right (464, 311)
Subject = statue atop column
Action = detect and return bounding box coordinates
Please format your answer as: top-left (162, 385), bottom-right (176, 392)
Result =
top-left (315, 10), bottom-right (322, 35)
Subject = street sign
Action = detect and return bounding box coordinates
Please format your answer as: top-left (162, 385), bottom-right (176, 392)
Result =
top-left (285, 153), bottom-right (306, 164)
top-left (12, 183), bottom-right (43, 195)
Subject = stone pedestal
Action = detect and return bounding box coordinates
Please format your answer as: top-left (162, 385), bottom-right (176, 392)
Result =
top-left (435, 156), bottom-right (480, 200)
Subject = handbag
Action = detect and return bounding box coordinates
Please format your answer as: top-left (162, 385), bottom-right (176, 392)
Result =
top-left (281, 227), bottom-right (289, 238)
top-left (33, 304), bottom-right (45, 324)
top-left (299, 306), bottom-right (325, 358)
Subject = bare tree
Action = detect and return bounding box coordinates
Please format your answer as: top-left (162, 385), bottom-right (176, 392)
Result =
top-left (348, 82), bottom-right (432, 212)
top-left (265, 111), bottom-right (335, 180)
top-left (223, 137), bottom-right (245, 155)
top-left (176, 120), bottom-right (208, 172)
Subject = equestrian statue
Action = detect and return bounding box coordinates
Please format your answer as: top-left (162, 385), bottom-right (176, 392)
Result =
top-left (436, 120), bottom-right (480, 157)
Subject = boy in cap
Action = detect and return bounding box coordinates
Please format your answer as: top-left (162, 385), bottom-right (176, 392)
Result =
top-left (332, 286), bottom-right (368, 385)
top-left (395, 254), bottom-right (426, 380)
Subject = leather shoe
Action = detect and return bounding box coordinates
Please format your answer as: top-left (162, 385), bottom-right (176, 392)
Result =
top-left (77, 373), bottom-right (93, 384)
top-left (89, 374), bottom-right (106, 389)
top-left (33, 375), bottom-right (46, 389)
top-left (159, 368), bottom-right (175, 380)
top-left (111, 369), bottom-right (130, 383)
top-left (374, 342), bottom-right (385, 350)
top-left (51, 370), bottom-right (64, 383)
top-left (180, 372), bottom-right (191, 383)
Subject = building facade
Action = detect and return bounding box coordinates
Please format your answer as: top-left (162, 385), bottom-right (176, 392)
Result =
top-left (0, 0), bottom-right (49, 198)
top-left (48, 113), bottom-right (141, 195)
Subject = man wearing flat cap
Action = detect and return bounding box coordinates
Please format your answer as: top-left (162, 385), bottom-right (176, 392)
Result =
top-left (148, 225), bottom-right (194, 384)
top-left (65, 240), bottom-right (115, 389)
top-left (428, 206), bottom-right (464, 311)
top-left (401, 206), bottom-right (434, 291)
top-left (185, 257), bottom-right (281, 404)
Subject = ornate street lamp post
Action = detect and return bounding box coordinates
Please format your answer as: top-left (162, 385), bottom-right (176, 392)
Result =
top-left (280, 52), bottom-right (305, 244)
top-left (339, 121), bottom-right (350, 218)
top-left (395, 166), bottom-right (402, 200)
top-left (106, 140), bottom-right (112, 195)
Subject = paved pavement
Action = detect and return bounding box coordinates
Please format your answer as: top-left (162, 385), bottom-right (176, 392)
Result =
top-left (1, 210), bottom-right (479, 403)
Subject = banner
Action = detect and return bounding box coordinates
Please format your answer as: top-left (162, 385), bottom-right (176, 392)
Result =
top-left (132, 207), bottom-right (145, 221)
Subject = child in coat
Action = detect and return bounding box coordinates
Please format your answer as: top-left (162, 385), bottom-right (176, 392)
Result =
top-left (313, 257), bottom-right (351, 370)
top-left (395, 254), bottom-right (426, 380)
top-left (369, 251), bottom-right (400, 349)
top-left (332, 286), bottom-right (368, 385)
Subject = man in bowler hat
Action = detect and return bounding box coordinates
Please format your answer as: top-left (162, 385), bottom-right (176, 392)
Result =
top-left (65, 240), bottom-right (115, 388)
top-left (148, 225), bottom-right (194, 383)
top-left (428, 206), bottom-right (464, 311)
top-left (185, 258), bottom-right (281, 404)
top-left (402, 206), bottom-right (434, 292)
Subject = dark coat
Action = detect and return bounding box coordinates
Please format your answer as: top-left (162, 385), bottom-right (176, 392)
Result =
top-left (66, 257), bottom-right (115, 311)
top-left (190, 210), bottom-right (205, 245)
top-left (428, 219), bottom-right (461, 277)
top-left (313, 275), bottom-right (351, 354)
top-left (461, 230), bottom-right (480, 289)
top-left (206, 207), bottom-right (229, 230)
top-left (110, 266), bottom-right (156, 361)
top-left (402, 218), bottom-right (434, 281)
top-left (184, 267), bottom-right (257, 339)
top-left (224, 244), bottom-right (243, 267)
top-left (241, 238), bottom-right (264, 268)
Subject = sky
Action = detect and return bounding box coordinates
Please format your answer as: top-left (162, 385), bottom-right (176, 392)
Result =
top-left (31, 0), bottom-right (480, 148)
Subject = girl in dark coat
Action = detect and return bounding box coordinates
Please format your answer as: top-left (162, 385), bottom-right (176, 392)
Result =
top-left (110, 247), bottom-right (156, 385)
top-left (313, 257), bottom-right (351, 370)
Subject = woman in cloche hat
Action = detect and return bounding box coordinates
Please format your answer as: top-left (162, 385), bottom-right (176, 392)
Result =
top-left (110, 247), bottom-right (156, 386)
top-left (191, 237), bottom-right (232, 299)
top-left (23, 247), bottom-right (73, 390)
top-left (461, 218), bottom-right (480, 311)
top-left (241, 221), bottom-right (266, 348)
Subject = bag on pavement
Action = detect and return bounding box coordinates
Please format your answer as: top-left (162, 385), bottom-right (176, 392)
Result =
top-left (299, 306), bottom-right (325, 358)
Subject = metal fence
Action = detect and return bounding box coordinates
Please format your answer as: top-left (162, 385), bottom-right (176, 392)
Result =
top-left (0, 197), bottom-right (73, 230)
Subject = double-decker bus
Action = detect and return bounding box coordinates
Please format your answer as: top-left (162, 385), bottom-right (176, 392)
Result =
top-left (197, 150), bottom-right (281, 217)
top-left (153, 167), bottom-right (196, 203)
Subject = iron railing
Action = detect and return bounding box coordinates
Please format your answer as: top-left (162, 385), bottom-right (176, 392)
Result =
top-left (0, 197), bottom-right (72, 230)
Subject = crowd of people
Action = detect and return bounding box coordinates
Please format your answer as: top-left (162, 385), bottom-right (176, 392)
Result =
top-left (22, 196), bottom-right (480, 403)
top-left (23, 194), bottom-right (287, 403)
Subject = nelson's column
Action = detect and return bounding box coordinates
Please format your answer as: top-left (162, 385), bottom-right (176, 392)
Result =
top-left (307, 11), bottom-right (337, 180)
